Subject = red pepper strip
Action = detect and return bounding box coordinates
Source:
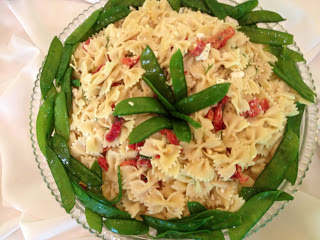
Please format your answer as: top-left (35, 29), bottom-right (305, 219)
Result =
top-left (190, 40), bottom-right (206, 56)
top-left (98, 157), bottom-right (109, 171)
top-left (231, 164), bottom-right (249, 183)
top-left (205, 96), bottom-right (229, 131)
top-left (259, 98), bottom-right (269, 113)
top-left (92, 65), bottom-right (104, 74)
top-left (137, 158), bottom-right (152, 168)
top-left (141, 174), bottom-right (148, 183)
top-left (159, 129), bottom-right (179, 145)
top-left (106, 117), bottom-right (124, 142)
top-left (120, 159), bottom-right (138, 167)
top-left (128, 141), bottom-right (145, 151)
top-left (102, 147), bottom-right (110, 154)
top-left (155, 155), bottom-right (160, 159)
top-left (82, 38), bottom-right (91, 51)
top-left (111, 82), bottom-right (122, 87)
top-left (111, 103), bottom-right (116, 109)
top-left (207, 26), bottom-right (236, 49)
top-left (121, 56), bottom-right (140, 68)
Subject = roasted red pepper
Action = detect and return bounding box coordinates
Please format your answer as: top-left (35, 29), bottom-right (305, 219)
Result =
top-left (98, 157), bottom-right (109, 171)
top-left (208, 26), bottom-right (235, 49)
top-left (231, 164), bottom-right (249, 183)
top-left (206, 96), bottom-right (229, 131)
top-left (120, 159), bottom-right (138, 167)
top-left (106, 117), bottom-right (124, 142)
top-left (159, 129), bottom-right (179, 145)
top-left (83, 38), bottom-right (91, 51)
top-left (92, 64), bottom-right (104, 74)
top-left (121, 56), bottom-right (140, 68)
top-left (137, 158), bottom-right (152, 168)
top-left (242, 98), bottom-right (270, 118)
top-left (128, 141), bottom-right (145, 151)
top-left (259, 98), bottom-right (270, 113)
top-left (190, 40), bottom-right (206, 56)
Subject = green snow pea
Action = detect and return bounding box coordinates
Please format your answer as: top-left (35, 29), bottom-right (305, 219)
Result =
top-left (284, 103), bottom-right (305, 185)
top-left (170, 111), bottom-right (201, 129)
top-left (104, 219), bottom-right (149, 235)
top-left (142, 76), bottom-right (176, 112)
top-left (264, 45), bottom-right (304, 62)
top-left (95, 6), bottom-right (131, 32)
top-left (168, 0), bottom-right (181, 12)
top-left (174, 83), bottom-right (230, 114)
top-left (178, 209), bottom-right (241, 231)
top-left (239, 26), bottom-right (293, 46)
top-left (61, 66), bottom-right (73, 114)
top-left (154, 229), bottom-right (225, 240)
top-left (46, 145), bottom-right (75, 213)
top-left (71, 79), bottom-right (81, 87)
top-left (187, 202), bottom-right (207, 215)
top-left (170, 49), bottom-right (187, 102)
top-left (52, 134), bottom-right (102, 186)
top-left (141, 215), bottom-right (213, 232)
top-left (228, 0), bottom-right (258, 19)
top-left (72, 182), bottom-right (131, 219)
top-left (36, 94), bottom-right (55, 156)
top-left (240, 188), bottom-right (293, 201)
top-left (56, 43), bottom-right (78, 85)
top-left (129, 116), bottom-right (173, 144)
top-left (254, 129), bottom-right (299, 189)
top-left (54, 91), bottom-right (70, 141)
top-left (273, 49), bottom-right (316, 103)
top-left (40, 36), bottom-right (63, 99)
top-left (141, 46), bottom-right (175, 104)
top-left (228, 191), bottom-right (282, 240)
top-left (46, 85), bottom-right (57, 99)
top-left (203, 0), bottom-right (227, 19)
top-left (90, 160), bottom-right (102, 178)
top-left (85, 208), bottom-right (102, 233)
top-left (102, 0), bottom-right (145, 12)
top-left (113, 97), bottom-right (168, 116)
top-left (238, 10), bottom-right (285, 25)
top-left (65, 10), bottom-right (101, 44)
top-left (172, 119), bottom-right (191, 143)
top-left (181, 0), bottom-right (211, 14)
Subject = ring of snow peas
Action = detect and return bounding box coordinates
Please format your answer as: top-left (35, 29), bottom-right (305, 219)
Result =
top-left (56, 43), bottom-right (78, 84)
top-left (102, 0), bottom-right (146, 12)
top-left (104, 219), bottom-right (149, 235)
top-left (54, 91), bottom-right (70, 141)
top-left (238, 10), bottom-right (285, 25)
top-left (187, 202), bottom-right (207, 215)
top-left (95, 6), bottom-right (131, 32)
top-left (85, 208), bottom-right (103, 233)
top-left (61, 66), bottom-right (73, 114)
top-left (227, 0), bottom-right (258, 19)
top-left (203, 0), bottom-right (227, 19)
top-left (264, 45), bottom-right (304, 63)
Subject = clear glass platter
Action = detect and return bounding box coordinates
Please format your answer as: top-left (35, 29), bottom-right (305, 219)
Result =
top-left (29, 0), bottom-right (319, 239)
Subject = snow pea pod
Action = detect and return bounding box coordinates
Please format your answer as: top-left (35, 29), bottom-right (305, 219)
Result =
top-left (254, 129), bottom-right (299, 189)
top-left (170, 49), bottom-right (187, 102)
top-left (141, 215), bottom-right (213, 232)
top-left (65, 10), bottom-right (101, 44)
top-left (113, 97), bottom-right (168, 116)
top-left (129, 116), bottom-right (173, 144)
top-left (273, 49), bottom-right (315, 103)
top-left (40, 36), bottom-right (63, 99)
top-left (85, 208), bottom-right (102, 233)
top-left (239, 26), bottom-right (293, 46)
top-left (155, 229), bottom-right (224, 240)
top-left (172, 119), bottom-right (191, 143)
top-left (284, 103), bottom-right (305, 185)
top-left (36, 94), bottom-right (55, 156)
top-left (142, 76), bottom-right (176, 112)
top-left (187, 202), bottom-right (207, 215)
top-left (170, 111), bottom-right (201, 129)
top-left (104, 219), bottom-right (149, 235)
top-left (52, 134), bottom-right (102, 186)
top-left (238, 10), bottom-right (285, 25)
top-left (95, 6), bottom-right (131, 32)
top-left (71, 79), bottom-right (81, 87)
top-left (56, 43), bottom-right (78, 85)
top-left (240, 188), bottom-right (293, 201)
top-left (102, 0), bottom-right (145, 12)
top-left (54, 91), bottom-right (70, 141)
top-left (178, 209), bottom-right (241, 231)
top-left (203, 0), bottom-right (227, 19)
top-left (181, 0), bottom-right (211, 14)
top-left (264, 45), bottom-right (304, 62)
top-left (228, 191), bottom-right (282, 240)
top-left (72, 182), bottom-right (131, 219)
top-left (46, 85), bottom-right (57, 99)
top-left (141, 46), bottom-right (175, 104)
top-left (61, 66), bottom-right (73, 114)
top-left (228, 0), bottom-right (258, 19)
top-left (46, 145), bottom-right (75, 213)
top-left (168, 0), bottom-right (181, 12)
top-left (90, 160), bottom-right (102, 178)
top-left (174, 83), bottom-right (230, 115)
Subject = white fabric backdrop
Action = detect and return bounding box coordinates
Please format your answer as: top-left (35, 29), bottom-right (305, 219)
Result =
top-left (0, 0), bottom-right (319, 239)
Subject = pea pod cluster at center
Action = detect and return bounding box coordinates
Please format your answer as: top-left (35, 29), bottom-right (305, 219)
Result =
top-left (113, 45), bottom-right (230, 144)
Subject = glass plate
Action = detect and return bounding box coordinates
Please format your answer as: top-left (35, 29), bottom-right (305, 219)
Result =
top-left (29, 0), bottom-right (318, 239)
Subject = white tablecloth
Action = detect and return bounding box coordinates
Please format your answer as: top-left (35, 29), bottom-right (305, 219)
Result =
top-left (0, 0), bottom-right (319, 239)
